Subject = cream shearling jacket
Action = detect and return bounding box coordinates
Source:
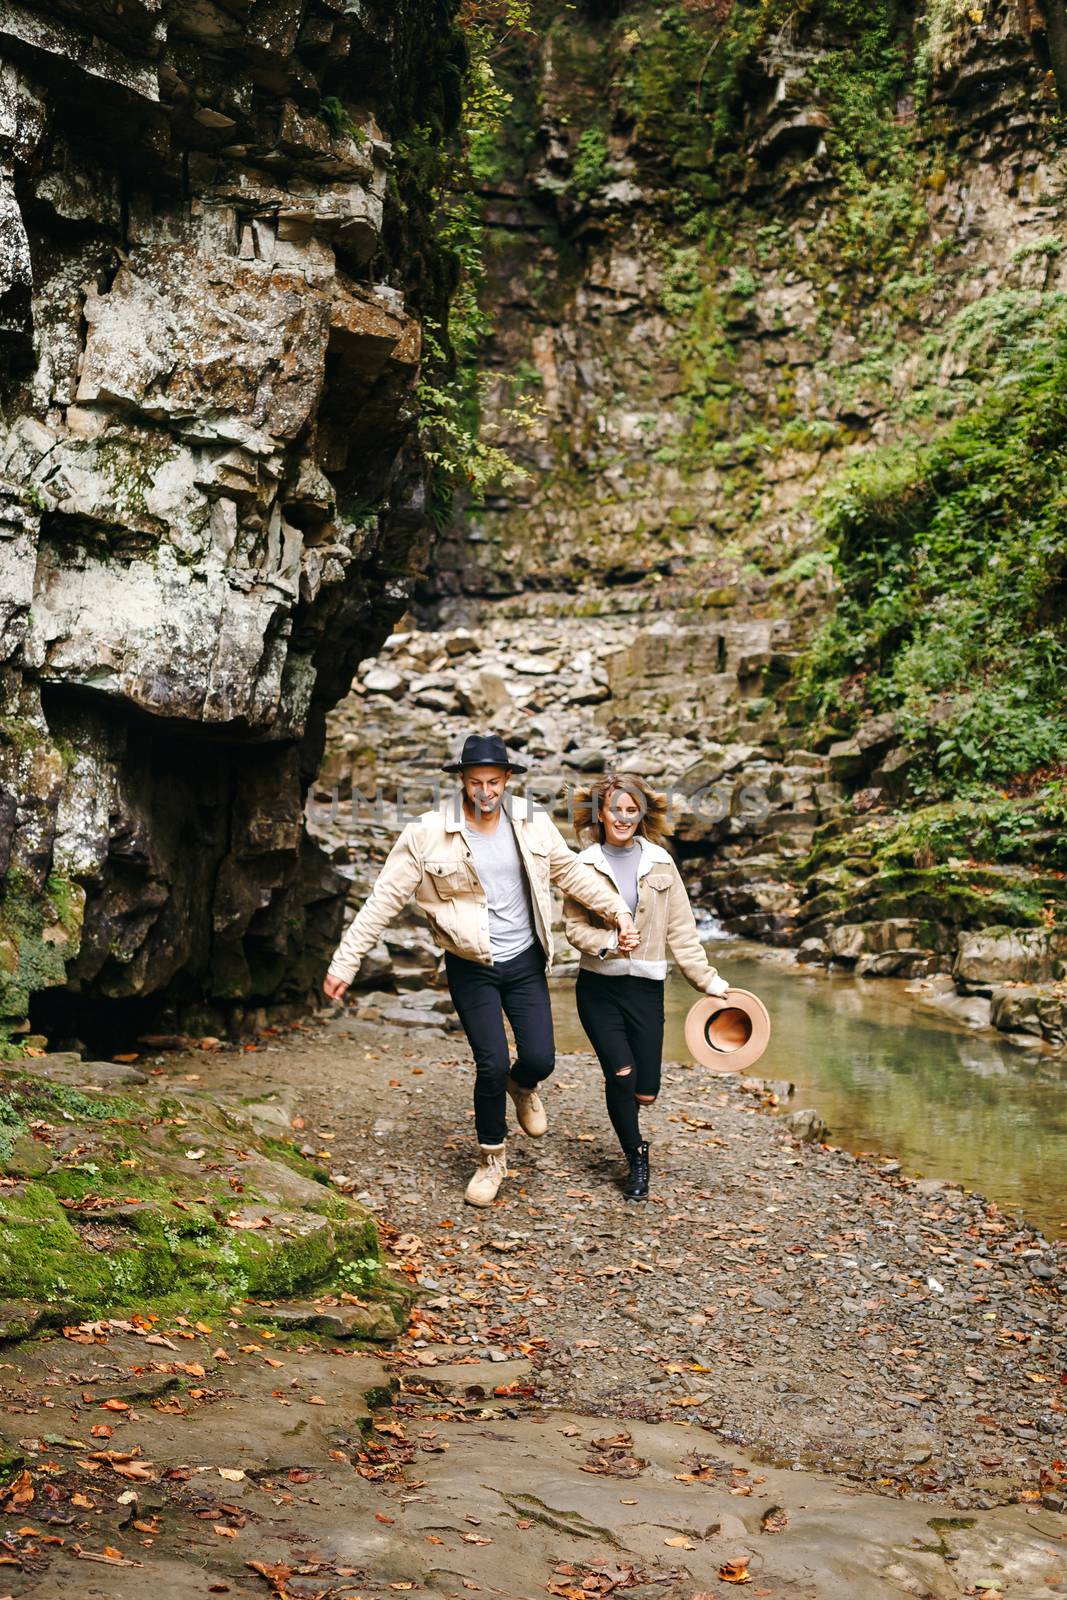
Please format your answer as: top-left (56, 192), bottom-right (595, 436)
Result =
top-left (563, 838), bottom-right (725, 991)
top-left (327, 796), bottom-right (630, 984)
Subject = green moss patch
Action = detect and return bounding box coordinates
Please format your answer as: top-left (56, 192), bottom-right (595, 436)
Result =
top-left (796, 804), bottom-right (1065, 937)
top-left (0, 1067), bottom-right (403, 1332)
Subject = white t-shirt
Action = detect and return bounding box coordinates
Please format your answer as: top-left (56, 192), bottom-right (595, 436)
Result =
top-left (464, 812), bottom-right (537, 964)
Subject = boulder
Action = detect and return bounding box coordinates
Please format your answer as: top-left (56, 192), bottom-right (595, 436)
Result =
top-left (677, 746), bottom-right (760, 795)
top-left (796, 937), bottom-right (829, 964)
top-left (356, 941), bottom-right (394, 987)
top-left (256, 1298), bottom-right (403, 1340)
top-left (566, 683), bottom-right (610, 705)
top-left (954, 928), bottom-right (1067, 988)
top-left (511, 655), bottom-right (559, 676)
top-left (990, 984), bottom-right (1067, 1046)
top-left (781, 1107), bottom-right (829, 1142)
top-left (826, 714), bottom-right (898, 782)
top-left (869, 744), bottom-right (919, 798)
top-left (564, 747), bottom-right (608, 772)
top-left (363, 668), bottom-right (406, 699)
top-left (443, 628), bottom-right (477, 656)
top-left (855, 950), bottom-right (929, 979)
top-left (826, 919), bottom-right (921, 963)
top-left (930, 989), bottom-right (993, 1029)
top-left (413, 688), bottom-right (459, 713)
top-left (1, 1133), bottom-right (53, 1178)
top-left (8, 1052), bottom-right (149, 1086)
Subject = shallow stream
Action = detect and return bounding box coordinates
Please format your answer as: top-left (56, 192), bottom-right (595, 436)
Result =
top-left (551, 938), bottom-right (1067, 1239)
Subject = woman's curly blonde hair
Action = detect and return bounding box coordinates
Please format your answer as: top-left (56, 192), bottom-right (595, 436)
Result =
top-left (571, 771), bottom-right (672, 846)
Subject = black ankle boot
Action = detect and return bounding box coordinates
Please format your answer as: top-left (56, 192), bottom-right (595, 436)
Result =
top-left (622, 1141), bottom-right (649, 1201)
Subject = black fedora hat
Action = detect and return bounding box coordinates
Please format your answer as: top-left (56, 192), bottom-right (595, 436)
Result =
top-left (443, 733), bottom-right (528, 774)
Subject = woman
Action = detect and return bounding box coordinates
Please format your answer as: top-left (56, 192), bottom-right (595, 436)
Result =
top-left (563, 774), bottom-right (730, 1201)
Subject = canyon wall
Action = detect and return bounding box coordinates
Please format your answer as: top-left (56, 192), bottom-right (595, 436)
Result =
top-left (0, 0), bottom-right (460, 1046)
top-left (435, 0), bottom-right (1063, 605)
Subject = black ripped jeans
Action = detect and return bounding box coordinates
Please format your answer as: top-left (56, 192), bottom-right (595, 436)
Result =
top-left (575, 969), bottom-right (664, 1153)
top-left (445, 942), bottom-right (555, 1146)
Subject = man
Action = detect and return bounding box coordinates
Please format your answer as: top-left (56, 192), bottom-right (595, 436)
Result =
top-left (323, 733), bottom-right (638, 1206)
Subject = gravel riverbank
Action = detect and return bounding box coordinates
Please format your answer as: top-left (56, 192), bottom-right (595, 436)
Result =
top-left (214, 1010), bottom-right (1065, 1512)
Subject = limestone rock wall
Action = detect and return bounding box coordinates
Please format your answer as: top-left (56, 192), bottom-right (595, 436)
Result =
top-left (431, 0), bottom-right (1064, 605)
top-left (0, 0), bottom-right (459, 1044)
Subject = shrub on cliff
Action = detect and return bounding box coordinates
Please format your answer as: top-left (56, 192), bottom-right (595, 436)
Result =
top-left (795, 312), bottom-right (1067, 798)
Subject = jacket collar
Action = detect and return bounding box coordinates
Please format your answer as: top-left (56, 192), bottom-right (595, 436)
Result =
top-left (579, 835), bottom-right (671, 879)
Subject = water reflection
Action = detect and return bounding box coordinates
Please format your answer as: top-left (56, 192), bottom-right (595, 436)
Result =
top-left (550, 941), bottom-right (1067, 1239)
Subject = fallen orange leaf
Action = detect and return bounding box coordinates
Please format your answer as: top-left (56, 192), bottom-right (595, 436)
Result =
top-left (719, 1558), bottom-right (752, 1584)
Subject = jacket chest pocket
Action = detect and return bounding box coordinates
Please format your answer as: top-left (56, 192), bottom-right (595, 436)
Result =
top-left (426, 861), bottom-right (471, 899)
top-left (640, 870), bottom-right (673, 906)
top-left (521, 837), bottom-right (550, 877)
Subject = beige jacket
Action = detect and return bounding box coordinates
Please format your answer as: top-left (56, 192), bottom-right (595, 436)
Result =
top-left (327, 795), bottom-right (630, 984)
top-left (563, 838), bottom-right (725, 992)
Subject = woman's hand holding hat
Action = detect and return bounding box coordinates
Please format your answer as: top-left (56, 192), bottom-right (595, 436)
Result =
top-left (703, 973), bottom-right (730, 997)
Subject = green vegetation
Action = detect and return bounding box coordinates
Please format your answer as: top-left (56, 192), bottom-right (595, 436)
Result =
top-left (609, 0), bottom-right (919, 222)
top-left (797, 812), bottom-right (1060, 932)
top-left (318, 96), bottom-right (366, 143)
top-left (571, 126), bottom-right (611, 200)
top-left (801, 785), bottom-right (1067, 885)
top-left (621, 1), bottom-right (795, 202)
top-left (411, 1), bottom-right (539, 521)
top-left (795, 308), bottom-right (1067, 800)
top-left (0, 869), bottom-right (82, 1052)
top-left (870, 787), bottom-right (1067, 875)
top-left (0, 1073), bottom-right (409, 1327)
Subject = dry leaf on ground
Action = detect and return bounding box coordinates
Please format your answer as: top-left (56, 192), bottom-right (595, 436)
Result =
top-left (719, 1557), bottom-right (752, 1584)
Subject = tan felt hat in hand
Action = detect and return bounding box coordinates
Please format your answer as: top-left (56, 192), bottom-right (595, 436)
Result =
top-left (684, 987), bottom-right (771, 1074)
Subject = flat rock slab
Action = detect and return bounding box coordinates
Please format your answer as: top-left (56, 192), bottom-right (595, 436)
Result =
top-left (0, 1328), bottom-right (1061, 1599)
top-left (2, 1132), bottom-right (55, 1178)
top-left (399, 1354), bottom-right (535, 1398)
top-left (0, 1326), bottom-right (392, 1473)
top-left (256, 1298), bottom-right (402, 1339)
top-left (212, 1086), bottom-right (301, 1133)
top-left (0, 1300), bottom-right (56, 1341)
top-left (4, 1054), bottom-right (148, 1086)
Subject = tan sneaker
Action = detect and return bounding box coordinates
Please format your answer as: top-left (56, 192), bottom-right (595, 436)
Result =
top-left (464, 1143), bottom-right (508, 1207)
top-left (507, 1078), bottom-right (548, 1137)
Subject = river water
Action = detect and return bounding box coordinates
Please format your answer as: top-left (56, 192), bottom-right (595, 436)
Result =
top-left (550, 937), bottom-right (1067, 1240)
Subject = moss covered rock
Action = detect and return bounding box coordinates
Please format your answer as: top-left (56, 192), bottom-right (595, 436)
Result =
top-left (0, 1064), bottom-right (406, 1334)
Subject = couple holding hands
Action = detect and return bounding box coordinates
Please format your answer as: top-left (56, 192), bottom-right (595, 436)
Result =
top-left (323, 733), bottom-right (730, 1207)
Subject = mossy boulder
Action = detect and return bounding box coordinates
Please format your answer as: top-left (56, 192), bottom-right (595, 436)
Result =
top-left (0, 1064), bottom-right (406, 1334)
top-left (2, 1131), bottom-right (54, 1178)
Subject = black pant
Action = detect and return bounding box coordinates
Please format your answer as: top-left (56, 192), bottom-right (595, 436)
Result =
top-left (445, 942), bottom-right (555, 1146)
top-left (575, 969), bottom-right (664, 1153)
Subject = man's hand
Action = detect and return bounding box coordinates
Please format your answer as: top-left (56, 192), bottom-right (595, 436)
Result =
top-left (323, 973), bottom-right (349, 1002)
top-left (616, 911), bottom-right (639, 952)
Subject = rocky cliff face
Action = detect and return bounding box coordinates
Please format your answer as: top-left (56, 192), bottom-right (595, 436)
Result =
top-left (0, 0), bottom-right (460, 1046)
top-left (434, 0), bottom-right (1063, 603)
